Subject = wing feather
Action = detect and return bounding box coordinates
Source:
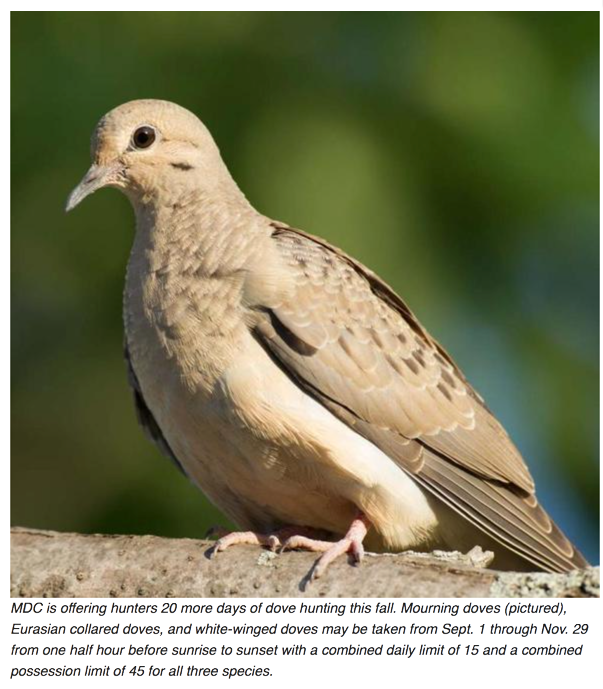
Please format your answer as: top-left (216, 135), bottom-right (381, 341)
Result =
top-left (124, 342), bottom-right (187, 477)
top-left (249, 224), bottom-right (587, 571)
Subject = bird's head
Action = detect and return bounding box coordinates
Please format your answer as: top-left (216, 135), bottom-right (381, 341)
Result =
top-left (66, 99), bottom-right (228, 212)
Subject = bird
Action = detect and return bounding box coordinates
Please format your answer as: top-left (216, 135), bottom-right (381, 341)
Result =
top-left (66, 99), bottom-right (588, 579)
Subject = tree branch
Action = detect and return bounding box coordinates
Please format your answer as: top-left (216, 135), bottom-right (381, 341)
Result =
top-left (10, 527), bottom-right (599, 598)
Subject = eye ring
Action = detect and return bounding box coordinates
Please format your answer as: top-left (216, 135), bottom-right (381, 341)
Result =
top-left (132, 125), bottom-right (156, 150)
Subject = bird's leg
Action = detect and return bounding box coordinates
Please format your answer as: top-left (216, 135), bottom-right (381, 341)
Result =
top-left (208, 525), bottom-right (328, 557)
top-left (281, 513), bottom-right (371, 580)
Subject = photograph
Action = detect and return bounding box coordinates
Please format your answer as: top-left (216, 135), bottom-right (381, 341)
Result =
top-left (11, 11), bottom-right (598, 599)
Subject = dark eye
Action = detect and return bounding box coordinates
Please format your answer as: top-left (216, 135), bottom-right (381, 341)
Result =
top-left (132, 126), bottom-right (156, 149)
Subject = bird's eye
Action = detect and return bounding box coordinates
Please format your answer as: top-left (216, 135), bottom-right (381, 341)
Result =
top-left (132, 126), bottom-right (156, 149)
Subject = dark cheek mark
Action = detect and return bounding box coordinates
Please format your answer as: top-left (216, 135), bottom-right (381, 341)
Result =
top-left (170, 162), bottom-right (195, 171)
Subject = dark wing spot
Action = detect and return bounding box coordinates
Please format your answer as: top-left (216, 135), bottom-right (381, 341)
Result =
top-left (266, 309), bottom-right (318, 357)
top-left (385, 352), bottom-right (404, 375)
top-left (404, 357), bottom-right (420, 374)
top-left (437, 382), bottom-right (453, 401)
top-left (412, 350), bottom-right (426, 366)
top-left (370, 330), bottom-right (382, 347)
top-left (441, 369), bottom-right (457, 389)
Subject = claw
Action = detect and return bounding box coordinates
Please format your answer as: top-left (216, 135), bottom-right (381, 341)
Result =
top-left (211, 531), bottom-right (270, 557)
top-left (309, 514), bottom-right (370, 580)
top-left (209, 525), bottom-right (329, 557)
top-left (205, 517), bottom-right (370, 582)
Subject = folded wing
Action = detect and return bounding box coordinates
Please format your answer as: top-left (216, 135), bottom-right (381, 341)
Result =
top-left (250, 224), bottom-right (586, 572)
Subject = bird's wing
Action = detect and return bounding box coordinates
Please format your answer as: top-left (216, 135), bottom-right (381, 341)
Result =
top-left (250, 223), bottom-right (586, 571)
top-left (124, 342), bottom-right (187, 477)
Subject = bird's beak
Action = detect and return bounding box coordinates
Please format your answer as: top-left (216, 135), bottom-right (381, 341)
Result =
top-left (65, 162), bottom-right (122, 212)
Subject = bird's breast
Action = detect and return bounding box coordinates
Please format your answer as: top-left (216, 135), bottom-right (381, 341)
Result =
top-left (122, 221), bottom-right (440, 550)
top-left (125, 241), bottom-right (251, 393)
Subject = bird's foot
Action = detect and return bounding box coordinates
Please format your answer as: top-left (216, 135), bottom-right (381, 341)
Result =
top-left (208, 525), bottom-right (326, 558)
top-left (282, 514), bottom-right (370, 580)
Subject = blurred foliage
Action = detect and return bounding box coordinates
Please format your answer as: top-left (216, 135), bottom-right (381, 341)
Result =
top-left (11, 12), bottom-right (599, 563)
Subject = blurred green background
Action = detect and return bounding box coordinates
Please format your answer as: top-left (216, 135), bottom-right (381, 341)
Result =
top-left (11, 12), bottom-right (599, 564)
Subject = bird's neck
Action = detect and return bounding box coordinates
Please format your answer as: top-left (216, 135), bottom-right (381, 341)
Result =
top-left (125, 184), bottom-right (271, 338)
top-left (124, 186), bottom-right (271, 388)
top-left (131, 184), bottom-right (265, 278)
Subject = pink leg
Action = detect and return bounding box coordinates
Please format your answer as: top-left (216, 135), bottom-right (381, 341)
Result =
top-left (282, 514), bottom-right (371, 580)
top-left (209, 525), bottom-right (327, 557)
top-left (211, 531), bottom-right (281, 556)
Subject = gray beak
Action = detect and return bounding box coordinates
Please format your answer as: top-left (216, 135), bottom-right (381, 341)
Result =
top-left (65, 163), bottom-right (120, 212)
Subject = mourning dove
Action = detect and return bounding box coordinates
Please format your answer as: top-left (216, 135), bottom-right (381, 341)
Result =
top-left (67, 99), bottom-right (587, 578)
